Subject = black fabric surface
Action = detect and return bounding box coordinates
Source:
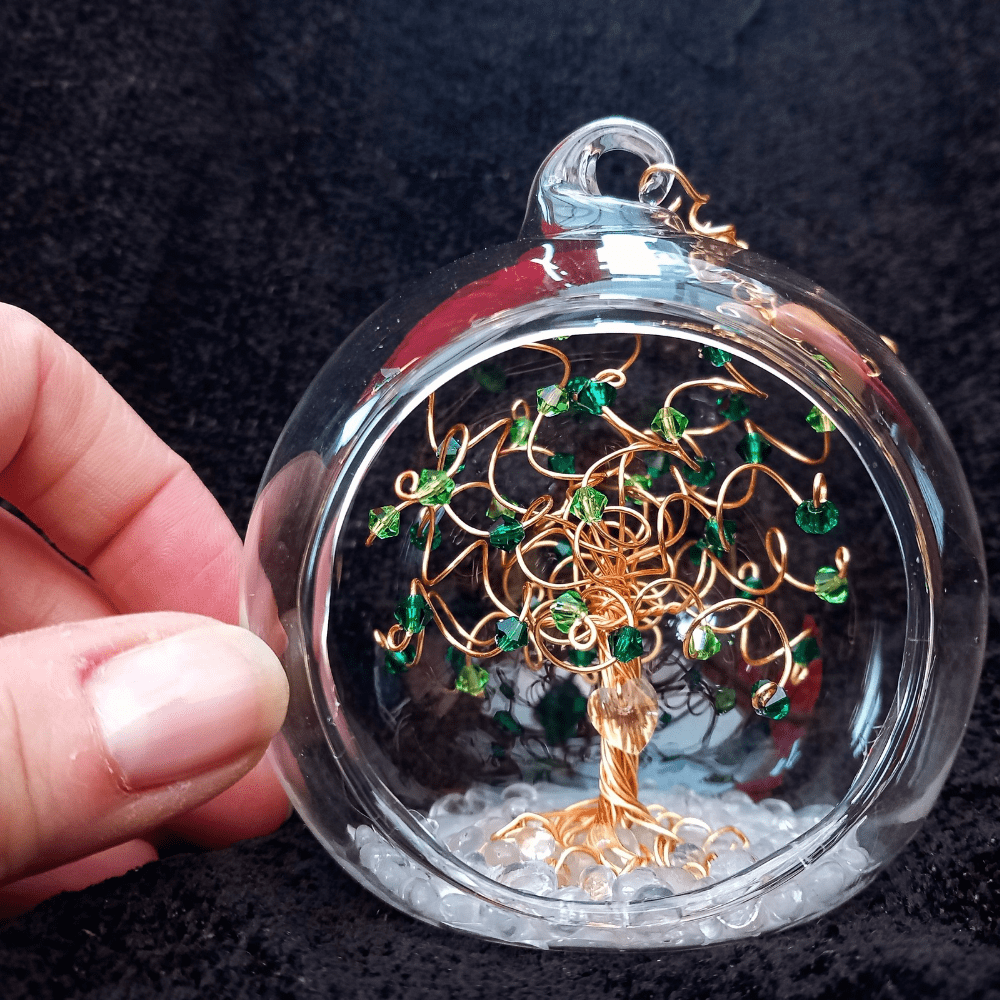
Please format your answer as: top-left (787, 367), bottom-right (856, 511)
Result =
top-left (1, 1), bottom-right (999, 996)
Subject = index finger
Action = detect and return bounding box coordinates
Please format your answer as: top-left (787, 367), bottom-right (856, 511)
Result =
top-left (0, 305), bottom-right (241, 622)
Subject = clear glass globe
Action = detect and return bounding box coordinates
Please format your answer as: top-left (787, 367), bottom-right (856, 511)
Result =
top-left (241, 118), bottom-right (986, 949)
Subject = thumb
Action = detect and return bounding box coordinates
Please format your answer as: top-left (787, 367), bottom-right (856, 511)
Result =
top-left (0, 612), bottom-right (288, 885)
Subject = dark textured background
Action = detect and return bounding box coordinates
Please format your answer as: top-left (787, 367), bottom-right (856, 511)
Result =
top-left (1, 0), bottom-right (998, 996)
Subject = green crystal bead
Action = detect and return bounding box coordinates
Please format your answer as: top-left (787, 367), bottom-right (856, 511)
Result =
top-left (551, 590), bottom-right (588, 633)
top-left (455, 661), bottom-right (490, 696)
top-left (682, 457), bottom-right (716, 487)
top-left (567, 647), bottom-right (597, 668)
top-left (569, 486), bottom-right (607, 523)
top-left (495, 616), bottom-right (529, 651)
top-left (738, 575), bottom-right (762, 599)
top-left (554, 538), bottom-right (573, 560)
top-left (611, 626), bottom-right (644, 662)
top-left (752, 679), bottom-right (791, 721)
top-left (474, 362), bottom-right (507, 393)
top-left (409, 519), bottom-right (442, 550)
top-left (717, 392), bottom-right (750, 422)
top-left (793, 636), bottom-right (821, 664)
top-left (535, 678), bottom-right (588, 745)
top-left (384, 646), bottom-right (416, 674)
top-left (805, 405), bottom-right (835, 433)
top-left (436, 436), bottom-right (466, 472)
top-left (815, 566), bottom-right (849, 604)
top-left (643, 451), bottom-right (667, 477)
top-left (536, 384), bottom-right (569, 416)
top-left (566, 374), bottom-right (589, 394)
top-left (368, 506), bottom-right (400, 539)
top-left (714, 686), bottom-right (737, 713)
top-left (658, 711), bottom-right (672, 728)
top-left (703, 517), bottom-right (737, 556)
top-left (736, 431), bottom-right (772, 465)
top-left (394, 595), bottom-right (432, 634)
top-left (445, 645), bottom-right (466, 673)
top-left (686, 667), bottom-right (703, 690)
top-left (548, 452), bottom-right (576, 474)
top-left (508, 417), bottom-right (532, 447)
top-left (499, 680), bottom-right (516, 699)
top-left (795, 499), bottom-right (840, 534)
top-left (651, 406), bottom-right (690, 440)
top-left (574, 379), bottom-right (617, 415)
top-left (489, 515), bottom-right (525, 551)
top-left (625, 473), bottom-right (653, 503)
top-left (417, 469), bottom-right (455, 505)
top-left (487, 495), bottom-right (514, 519)
top-left (493, 709), bottom-right (523, 735)
top-left (688, 624), bottom-right (722, 660)
top-left (703, 346), bottom-right (732, 367)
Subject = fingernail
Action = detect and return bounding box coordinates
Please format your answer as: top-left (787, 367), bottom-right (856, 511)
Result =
top-left (85, 624), bottom-right (288, 791)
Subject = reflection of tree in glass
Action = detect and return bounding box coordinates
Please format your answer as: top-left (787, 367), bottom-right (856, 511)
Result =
top-left (367, 338), bottom-right (848, 877)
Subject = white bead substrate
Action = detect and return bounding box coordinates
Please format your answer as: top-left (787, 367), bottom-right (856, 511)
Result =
top-left (350, 782), bottom-right (871, 948)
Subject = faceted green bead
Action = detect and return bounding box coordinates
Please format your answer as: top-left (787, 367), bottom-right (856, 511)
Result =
top-left (574, 379), bottom-right (617, 415)
top-left (409, 519), bottom-right (442, 550)
top-left (793, 636), bottom-right (821, 664)
top-left (569, 486), bottom-right (607, 523)
top-left (489, 515), bottom-right (525, 551)
top-left (714, 686), bottom-right (737, 713)
top-left (686, 667), bottom-right (703, 690)
top-left (551, 589), bottom-right (588, 633)
top-left (752, 679), bottom-right (790, 721)
top-left (536, 383), bottom-right (569, 416)
top-left (368, 506), bottom-right (400, 539)
top-left (493, 709), bottom-right (523, 735)
top-left (795, 499), bottom-right (839, 534)
top-left (682, 457), bottom-right (716, 487)
top-left (417, 469), bottom-right (455, 505)
top-left (814, 566), bottom-right (849, 604)
top-left (736, 431), bottom-right (771, 464)
top-left (688, 624), bottom-right (722, 660)
top-left (703, 517), bottom-right (737, 556)
top-left (384, 646), bottom-right (416, 674)
top-left (535, 678), bottom-right (588, 745)
top-left (805, 405), bottom-right (835, 434)
top-left (703, 346), bottom-right (733, 367)
top-left (548, 452), bottom-right (576, 474)
top-left (738, 576), bottom-right (762, 600)
top-left (436, 436), bottom-right (465, 472)
top-left (643, 451), bottom-right (667, 477)
top-left (487, 495), bottom-right (514, 519)
top-left (567, 647), bottom-right (597, 668)
top-left (651, 406), bottom-right (690, 440)
top-left (508, 417), bottom-right (532, 447)
top-left (566, 375), bottom-right (589, 395)
top-left (394, 595), bottom-right (432, 634)
top-left (495, 616), bottom-right (529, 651)
top-left (445, 645), bottom-right (466, 673)
top-left (611, 626), bottom-right (644, 662)
top-left (474, 363), bottom-right (507, 393)
top-left (554, 538), bottom-right (574, 560)
top-left (625, 473), bottom-right (653, 503)
top-left (658, 711), bottom-right (672, 729)
top-left (455, 661), bottom-right (490, 696)
top-left (717, 392), bottom-right (750, 422)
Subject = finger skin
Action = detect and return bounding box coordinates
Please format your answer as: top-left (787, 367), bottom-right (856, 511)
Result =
top-left (0, 840), bottom-right (158, 919)
top-left (164, 755), bottom-right (291, 849)
top-left (0, 613), bottom-right (286, 885)
top-left (0, 508), bottom-right (115, 636)
top-left (0, 305), bottom-right (241, 623)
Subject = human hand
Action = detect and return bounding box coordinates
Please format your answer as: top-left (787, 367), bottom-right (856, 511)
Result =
top-left (0, 304), bottom-right (290, 917)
